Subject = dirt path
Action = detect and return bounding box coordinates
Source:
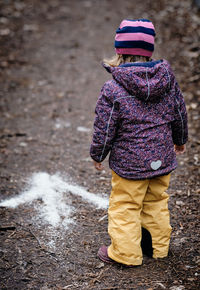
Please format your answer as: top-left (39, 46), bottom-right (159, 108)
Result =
top-left (0, 1), bottom-right (200, 289)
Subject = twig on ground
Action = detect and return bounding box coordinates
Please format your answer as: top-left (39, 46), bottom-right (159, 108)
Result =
top-left (14, 222), bottom-right (57, 257)
top-left (0, 225), bottom-right (16, 231)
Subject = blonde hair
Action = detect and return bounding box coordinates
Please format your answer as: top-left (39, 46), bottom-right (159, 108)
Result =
top-left (103, 54), bottom-right (150, 67)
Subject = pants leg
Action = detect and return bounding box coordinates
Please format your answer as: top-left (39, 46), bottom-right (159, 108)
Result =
top-left (108, 170), bottom-right (149, 265)
top-left (141, 174), bottom-right (172, 258)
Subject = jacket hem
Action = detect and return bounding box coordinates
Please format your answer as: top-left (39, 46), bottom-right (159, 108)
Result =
top-left (109, 165), bottom-right (176, 180)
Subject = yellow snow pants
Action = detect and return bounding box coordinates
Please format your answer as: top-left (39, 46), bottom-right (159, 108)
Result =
top-left (108, 170), bottom-right (172, 266)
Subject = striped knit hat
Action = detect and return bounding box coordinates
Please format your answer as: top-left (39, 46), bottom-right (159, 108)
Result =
top-left (115, 19), bottom-right (156, 57)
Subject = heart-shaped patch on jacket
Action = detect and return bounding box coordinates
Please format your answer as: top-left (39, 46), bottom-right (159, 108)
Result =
top-left (150, 160), bottom-right (162, 170)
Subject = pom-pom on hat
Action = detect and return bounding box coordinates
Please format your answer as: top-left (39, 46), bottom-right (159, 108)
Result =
top-left (115, 19), bottom-right (156, 57)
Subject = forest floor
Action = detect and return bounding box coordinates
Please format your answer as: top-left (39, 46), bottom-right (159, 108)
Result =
top-left (0, 0), bottom-right (200, 289)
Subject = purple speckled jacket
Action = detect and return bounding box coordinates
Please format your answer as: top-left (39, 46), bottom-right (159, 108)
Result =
top-left (90, 59), bottom-right (188, 179)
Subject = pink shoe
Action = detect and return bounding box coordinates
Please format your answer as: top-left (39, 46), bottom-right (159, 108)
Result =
top-left (97, 245), bottom-right (134, 267)
top-left (97, 245), bottom-right (115, 264)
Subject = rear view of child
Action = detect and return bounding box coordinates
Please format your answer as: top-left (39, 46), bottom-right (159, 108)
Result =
top-left (90, 19), bottom-right (188, 266)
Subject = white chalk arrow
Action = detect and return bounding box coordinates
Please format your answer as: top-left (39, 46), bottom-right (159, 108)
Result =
top-left (0, 172), bottom-right (108, 228)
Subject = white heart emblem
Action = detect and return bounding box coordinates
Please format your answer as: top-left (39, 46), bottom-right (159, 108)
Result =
top-left (150, 160), bottom-right (162, 170)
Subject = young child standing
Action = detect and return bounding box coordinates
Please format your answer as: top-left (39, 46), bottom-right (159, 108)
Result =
top-left (90, 19), bottom-right (188, 266)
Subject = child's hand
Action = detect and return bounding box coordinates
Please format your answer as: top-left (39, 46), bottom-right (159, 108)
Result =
top-left (174, 144), bottom-right (186, 155)
top-left (93, 161), bottom-right (104, 171)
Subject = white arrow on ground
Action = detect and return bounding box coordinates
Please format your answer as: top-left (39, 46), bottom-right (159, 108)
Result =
top-left (0, 172), bottom-right (108, 228)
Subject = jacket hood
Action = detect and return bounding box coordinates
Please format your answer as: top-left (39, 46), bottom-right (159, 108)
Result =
top-left (103, 60), bottom-right (172, 102)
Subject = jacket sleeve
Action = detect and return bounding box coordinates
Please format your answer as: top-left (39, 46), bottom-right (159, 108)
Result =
top-left (171, 79), bottom-right (188, 146)
top-left (90, 83), bottom-right (119, 162)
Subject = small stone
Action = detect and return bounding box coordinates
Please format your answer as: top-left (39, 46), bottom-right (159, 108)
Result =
top-left (176, 200), bottom-right (185, 206)
top-left (23, 24), bottom-right (38, 32)
top-left (77, 126), bottom-right (91, 132)
top-left (19, 142), bottom-right (27, 147)
top-left (0, 28), bottom-right (11, 35)
top-left (169, 286), bottom-right (185, 290)
top-left (96, 262), bottom-right (104, 269)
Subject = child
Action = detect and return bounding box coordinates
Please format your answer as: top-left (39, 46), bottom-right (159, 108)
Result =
top-left (90, 19), bottom-right (188, 266)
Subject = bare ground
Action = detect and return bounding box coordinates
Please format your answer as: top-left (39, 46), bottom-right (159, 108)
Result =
top-left (0, 0), bottom-right (200, 289)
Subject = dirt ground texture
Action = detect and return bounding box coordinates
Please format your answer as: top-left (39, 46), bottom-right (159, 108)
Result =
top-left (0, 0), bottom-right (200, 289)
